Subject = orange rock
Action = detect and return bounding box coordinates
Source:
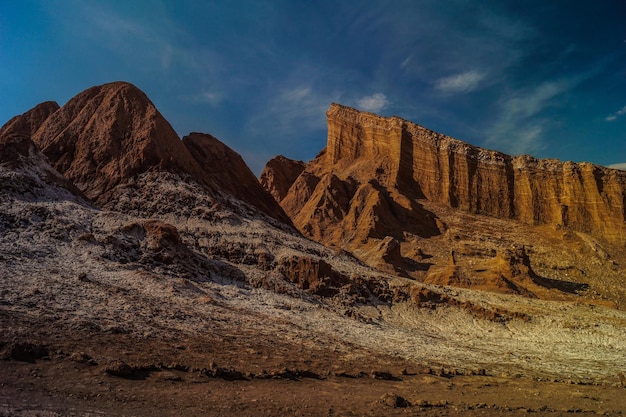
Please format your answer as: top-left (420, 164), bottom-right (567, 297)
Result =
top-left (278, 103), bottom-right (626, 255)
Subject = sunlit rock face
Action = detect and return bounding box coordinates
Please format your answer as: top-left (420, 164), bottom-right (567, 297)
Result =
top-left (277, 103), bottom-right (626, 249)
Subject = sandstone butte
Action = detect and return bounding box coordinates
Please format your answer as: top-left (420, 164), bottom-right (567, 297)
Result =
top-left (262, 103), bottom-right (626, 297)
top-left (1, 81), bottom-right (290, 224)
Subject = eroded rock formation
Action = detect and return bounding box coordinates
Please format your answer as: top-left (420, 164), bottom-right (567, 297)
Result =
top-left (322, 103), bottom-right (626, 244)
top-left (265, 103), bottom-right (626, 297)
top-left (259, 155), bottom-right (306, 202)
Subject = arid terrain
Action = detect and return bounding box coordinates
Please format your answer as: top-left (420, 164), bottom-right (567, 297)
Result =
top-left (1, 82), bottom-right (625, 416)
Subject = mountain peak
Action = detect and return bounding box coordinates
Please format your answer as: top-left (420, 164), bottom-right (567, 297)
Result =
top-left (0, 100), bottom-right (60, 139)
top-left (3, 82), bottom-right (290, 223)
top-left (29, 82), bottom-right (205, 204)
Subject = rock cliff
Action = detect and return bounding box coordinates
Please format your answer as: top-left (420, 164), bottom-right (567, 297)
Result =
top-left (277, 103), bottom-right (626, 247)
top-left (326, 104), bottom-right (626, 243)
top-left (266, 103), bottom-right (626, 298)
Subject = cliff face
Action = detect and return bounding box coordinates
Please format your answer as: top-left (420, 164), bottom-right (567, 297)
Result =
top-left (323, 103), bottom-right (626, 245)
top-left (266, 103), bottom-right (626, 298)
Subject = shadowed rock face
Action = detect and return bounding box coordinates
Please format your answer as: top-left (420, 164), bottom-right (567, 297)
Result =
top-left (183, 133), bottom-right (292, 225)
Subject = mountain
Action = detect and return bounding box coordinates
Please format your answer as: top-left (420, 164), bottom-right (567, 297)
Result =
top-left (7, 81), bottom-right (290, 224)
top-left (264, 103), bottom-right (626, 302)
top-left (0, 100), bottom-right (60, 139)
top-left (183, 132), bottom-right (291, 224)
top-left (2, 84), bottom-right (626, 415)
top-left (278, 103), bottom-right (626, 245)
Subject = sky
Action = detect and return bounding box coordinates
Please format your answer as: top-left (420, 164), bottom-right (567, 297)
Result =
top-left (1, 0), bottom-right (625, 174)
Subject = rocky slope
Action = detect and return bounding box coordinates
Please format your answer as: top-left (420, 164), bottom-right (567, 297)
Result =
top-left (265, 103), bottom-right (626, 303)
top-left (2, 83), bottom-right (626, 415)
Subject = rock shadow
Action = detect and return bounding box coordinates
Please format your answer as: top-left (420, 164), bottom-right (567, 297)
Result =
top-left (532, 275), bottom-right (590, 294)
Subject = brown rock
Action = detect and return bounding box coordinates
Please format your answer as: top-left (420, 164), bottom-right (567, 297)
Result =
top-left (0, 135), bottom-right (40, 167)
top-left (379, 392), bottom-right (410, 408)
top-left (278, 255), bottom-right (350, 297)
top-left (183, 133), bottom-right (291, 224)
top-left (259, 155), bottom-right (305, 202)
top-left (0, 101), bottom-right (59, 139)
top-left (30, 82), bottom-right (207, 205)
top-left (20, 82), bottom-right (290, 224)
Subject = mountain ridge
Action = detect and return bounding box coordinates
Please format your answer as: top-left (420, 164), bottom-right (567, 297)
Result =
top-left (4, 81), bottom-right (290, 224)
top-left (263, 102), bottom-right (626, 300)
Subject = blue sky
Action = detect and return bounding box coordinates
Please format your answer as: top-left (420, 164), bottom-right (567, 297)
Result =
top-left (2, 1), bottom-right (625, 174)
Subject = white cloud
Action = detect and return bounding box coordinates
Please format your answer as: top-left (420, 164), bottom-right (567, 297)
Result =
top-left (357, 93), bottom-right (390, 113)
top-left (605, 105), bottom-right (626, 122)
top-left (607, 163), bottom-right (626, 170)
top-left (436, 70), bottom-right (486, 94)
top-left (198, 90), bottom-right (221, 105)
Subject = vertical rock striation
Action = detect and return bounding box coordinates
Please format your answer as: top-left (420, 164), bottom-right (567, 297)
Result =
top-left (323, 103), bottom-right (626, 245)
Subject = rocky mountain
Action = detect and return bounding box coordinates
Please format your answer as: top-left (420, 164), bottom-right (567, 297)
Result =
top-left (264, 103), bottom-right (626, 302)
top-left (275, 103), bottom-right (626, 245)
top-left (11, 82), bottom-right (289, 224)
top-left (0, 100), bottom-right (60, 139)
top-left (2, 83), bottom-right (626, 415)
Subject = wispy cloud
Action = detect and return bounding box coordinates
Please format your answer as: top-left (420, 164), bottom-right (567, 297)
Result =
top-left (356, 93), bottom-right (390, 113)
top-left (605, 105), bottom-right (626, 121)
top-left (485, 80), bottom-right (576, 155)
top-left (245, 83), bottom-right (337, 138)
top-left (607, 162), bottom-right (626, 170)
top-left (435, 70), bottom-right (487, 94)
